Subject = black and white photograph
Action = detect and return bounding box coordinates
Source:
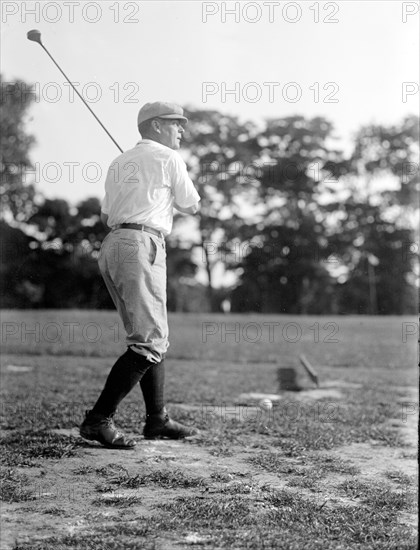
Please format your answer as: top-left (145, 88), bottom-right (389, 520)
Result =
top-left (1, 1), bottom-right (419, 548)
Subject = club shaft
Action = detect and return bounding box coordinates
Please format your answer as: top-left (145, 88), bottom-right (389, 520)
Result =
top-left (299, 354), bottom-right (319, 386)
top-left (40, 43), bottom-right (123, 153)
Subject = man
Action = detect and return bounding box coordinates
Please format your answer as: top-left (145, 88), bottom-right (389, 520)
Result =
top-left (80, 101), bottom-right (201, 449)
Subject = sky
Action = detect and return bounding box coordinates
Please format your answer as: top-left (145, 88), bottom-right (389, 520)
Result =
top-left (1, 0), bottom-right (419, 205)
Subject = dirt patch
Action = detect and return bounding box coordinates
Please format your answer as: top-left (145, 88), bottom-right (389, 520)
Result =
top-left (2, 410), bottom-right (417, 548)
top-left (5, 365), bottom-right (34, 373)
top-left (1, 383), bottom-right (417, 549)
top-left (328, 442), bottom-right (417, 480)
top-left (238, 380), bottom-right (364, 405)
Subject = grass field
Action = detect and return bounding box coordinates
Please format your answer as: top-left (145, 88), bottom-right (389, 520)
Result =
top-left (0, 310), bottom-right (418, 549)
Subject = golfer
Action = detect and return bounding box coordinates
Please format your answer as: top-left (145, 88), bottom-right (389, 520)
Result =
top-left (80, 101), bottom-right (201, 448)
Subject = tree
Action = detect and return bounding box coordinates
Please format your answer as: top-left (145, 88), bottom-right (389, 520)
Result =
top-left (230, 116), bottom-right (351, 313)
top-left (351, 115), bottom-right (419, 207)
top-left (181, 108), bottom-right (262, 310)
top-left (26, 197), bottom-right (113, 308)
top-left (0, 75), bottom-right (40, 307)
top-left (330, 116), bottom-right (419, 313)
top-left (0, 74), bottom-right (37, 222)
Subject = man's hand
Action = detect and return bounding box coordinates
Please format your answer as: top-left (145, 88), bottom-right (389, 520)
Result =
top-left (174, 202), bottom-right (200, 215)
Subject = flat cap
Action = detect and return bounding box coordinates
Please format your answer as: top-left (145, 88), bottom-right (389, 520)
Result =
top-left (137, 101), bottom-right (188, 126)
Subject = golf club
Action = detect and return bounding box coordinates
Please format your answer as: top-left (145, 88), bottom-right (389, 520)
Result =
top-left (299, 354), bottom-right (320, 387)
top-left (27, 29), bottom-right (123, 153)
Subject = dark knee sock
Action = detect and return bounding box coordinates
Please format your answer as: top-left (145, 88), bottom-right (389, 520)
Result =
top-left (139, 359), bottom-right (165, 415)
top-left (91, 348), bottom-right (153, 417)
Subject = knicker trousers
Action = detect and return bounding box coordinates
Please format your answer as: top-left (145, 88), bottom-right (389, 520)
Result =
top-left (98, 228), bottom-right (169, 364)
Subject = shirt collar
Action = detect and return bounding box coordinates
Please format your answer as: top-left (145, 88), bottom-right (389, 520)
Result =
top-left (136, 139), bottom-right (172, 151)
top-left (136, 139), bottom-right (153, 145)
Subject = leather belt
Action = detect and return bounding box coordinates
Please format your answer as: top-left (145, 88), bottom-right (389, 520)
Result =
top-left (112, 223), bottom-right (164, 239)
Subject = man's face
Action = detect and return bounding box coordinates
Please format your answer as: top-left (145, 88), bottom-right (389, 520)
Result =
top-left (155, 118), bottom-right (185, 150)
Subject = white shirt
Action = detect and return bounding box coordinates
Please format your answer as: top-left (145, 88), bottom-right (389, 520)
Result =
top-left (101, 139), bottom-right (200, 236)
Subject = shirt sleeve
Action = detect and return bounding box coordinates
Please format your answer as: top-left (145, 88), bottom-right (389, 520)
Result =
top-left (101, 161), bottom-right (117, 214)
top-left (101, 193), bottom-right (110, 214)
top-left (168, 152), bottom-right (201, 208)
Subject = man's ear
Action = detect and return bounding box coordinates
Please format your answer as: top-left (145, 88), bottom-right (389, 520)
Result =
top-left (151, 119), bottom-right (161, 133)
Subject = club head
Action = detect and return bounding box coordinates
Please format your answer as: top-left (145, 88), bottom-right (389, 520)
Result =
top-left (27, 29), bottom-right (42, 45)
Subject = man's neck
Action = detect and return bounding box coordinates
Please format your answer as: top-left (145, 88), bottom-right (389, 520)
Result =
top-left (141, 134), bottom-right (163, 145)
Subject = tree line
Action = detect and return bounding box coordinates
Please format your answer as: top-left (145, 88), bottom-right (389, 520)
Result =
top-left (0, 75), bottom-right (418, 313)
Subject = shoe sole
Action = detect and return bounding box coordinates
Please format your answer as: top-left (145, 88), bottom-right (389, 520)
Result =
top-left (144, 435), bottom-right (182, 440)
top-left (143, 432), bottom-right (200, 440)
top-left (80, 431), bottom-right (136, 449)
